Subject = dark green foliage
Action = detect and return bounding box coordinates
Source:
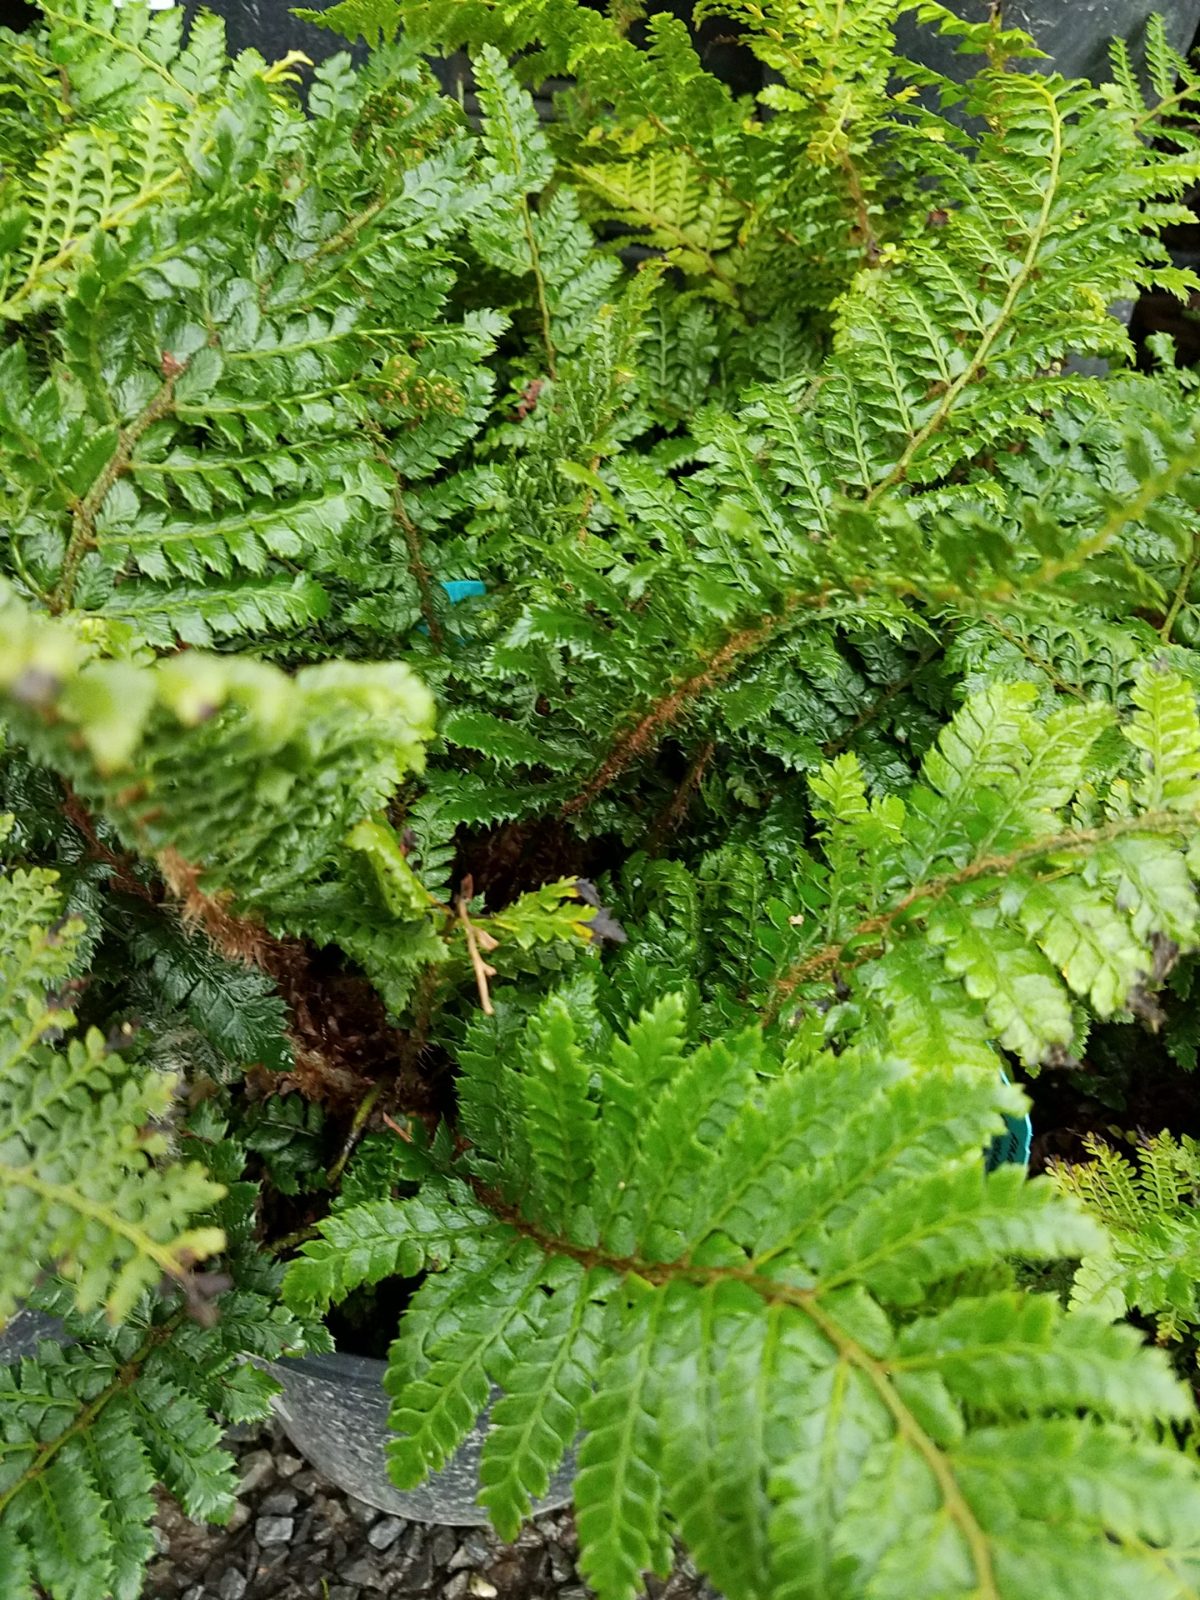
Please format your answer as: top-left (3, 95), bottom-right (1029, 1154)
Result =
top-left (7, 3), bottom-right (1200, 1597)
top-left (242, 1094), bottom-right (328, 1195)
top-left (123, 910), bottom-right (293, 1075)
top-left (0, 838), bottom-right (224, 1325)
top-left (0, 1205), bottom-right (317, 1600)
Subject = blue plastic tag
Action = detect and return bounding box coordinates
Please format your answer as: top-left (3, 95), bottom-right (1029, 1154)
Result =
top-left (416, 580), bottom-right (487, 638)
top-left (985, 1073), bottom-right (1033, 1172)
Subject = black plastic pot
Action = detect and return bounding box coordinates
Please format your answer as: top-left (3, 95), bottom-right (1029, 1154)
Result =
top-left (895, 1), bottom-right (1200, 89)
top-left (181, 0), bottom-right (1200, 91)
top-left (176, 0), bottom-right (366, 66)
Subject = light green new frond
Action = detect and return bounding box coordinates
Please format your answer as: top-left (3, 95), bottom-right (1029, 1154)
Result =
top-left (863, 947), bottom-right (1000, 1076)
top-left (814, 1164), bottom-right (1102, 1307)
top-left (42, 0), bottom-right (216, 115)
top-left (908, 682), bottom-right (1043, 870)
top-left (574, 151), bottom-right (743, 288)
top-left (0, 108), bottom-right (186, 320)
top-left (926, 906), bottom-right (1074, 1066)
top-left (385, 1236), bottom-right (549, 1489)
top-left (1128, 667), bottom-right (1200, 812)
top-left (0, 861), bottom-right (223, 1322)
top-left (1091, 833), bottom-right (1198, 946)
top-left (575, 1282), bottom-right (674, 1600)
top-left (1013, 872), bottom-right (1152, 1019)
top-left (1050, 1132), bottom-right (1200, 1342)
top-left (592, 993), bottom-right (688, 1217)
top-left (1053, 1135), bottom-right (1151, 1233)
top-left (769, 677), bottom-right (1200, 1064)
top-left (894, 1292), bottom-right (1188, 1421)
top-left (809, 750), bottom-right (870, 837)
top-left (516, 987), bottom-right (599, 1236)
top-left (473, 44), bottom-right (554, 193)
top-left (292, 0), bottom-right (403, 46)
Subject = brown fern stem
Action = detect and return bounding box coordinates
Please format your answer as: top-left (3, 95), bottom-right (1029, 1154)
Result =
top-left (325, 1079), bottom-right (385, 1187)
top-left (838, 148), bottom-right (880, 266)
top-left (372, 440), bottom-right (445, 646)
top-left (521, 195), bottom-right (558, 381)
top-left (157, 847), bottom-right (285, 973)
top-left (559, 390), bottom-right (1182, 822)
top-left (50, 370), bottom-right (180, 615)
top-left (1160, 525), bottom-right (1200, 643)
top-left (60, 784), bottom-right (159, 906)
top-left (764, 807), bottom-right (1200, 1022)
top-left (561, 597), bottom-right (807, 817)
top-left (645, 738), bottom-right (716, 851)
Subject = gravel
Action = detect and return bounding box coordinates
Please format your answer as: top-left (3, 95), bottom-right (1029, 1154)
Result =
top-left (143, 1423), bottom-right (720, 1599)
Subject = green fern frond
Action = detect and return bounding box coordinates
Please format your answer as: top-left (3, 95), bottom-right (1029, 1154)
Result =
top-left (287, 983), bottom-right (1200, 1600)
top-left (574, 150), bottom-right (743, 291)
top-left (0, 854), bottom-right (222, 1323)
top-left (292, 0), bottom-right (404, 46)
top-left (0, 582), bottom-right (434, 919)
top-left (470, 46), bottom-right (619, 368)
top-left (764, 673), bottom-right (1200, 1069)
top-left (1051, 1131), bottom-right (1200, 1344)
top-left (0, 1247), bottom-right (315, 1600)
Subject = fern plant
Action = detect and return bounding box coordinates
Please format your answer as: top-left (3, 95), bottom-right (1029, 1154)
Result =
top-left (395, 13), bottom-right (1200, 841)
top-left (0, 809), bottom-right (321, 1599)
top-left (7, 2), bottom-right (1200, 1597)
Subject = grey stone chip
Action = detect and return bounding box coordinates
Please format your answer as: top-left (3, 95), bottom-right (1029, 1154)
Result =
top-left (144, 1422), bottom-right (721, 1600)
